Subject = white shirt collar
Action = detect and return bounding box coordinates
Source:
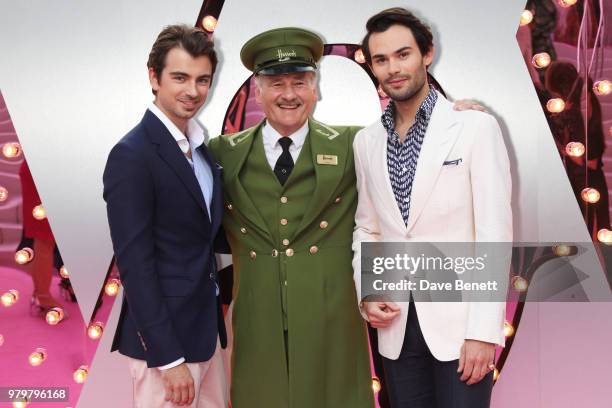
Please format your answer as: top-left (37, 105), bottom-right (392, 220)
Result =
top-left (148, 102), bottom-right (205, 152)
top-left (262, 119), bottom-right (309, 150)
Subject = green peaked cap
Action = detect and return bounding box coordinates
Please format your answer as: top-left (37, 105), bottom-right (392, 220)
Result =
top-left (240, 27), bottom-right (324, 75)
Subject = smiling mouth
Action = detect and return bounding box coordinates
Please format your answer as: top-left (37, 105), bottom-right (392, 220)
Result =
top-left (277, 103), bottom-right (302, 109)
top-left (179, 99), bottom-right (199, 108)
top-left (386, 77), bottom-right (410, 86)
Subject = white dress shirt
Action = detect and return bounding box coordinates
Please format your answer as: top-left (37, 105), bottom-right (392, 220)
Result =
top-left (147, 102), bottom-right (215, 370)
top-left (262, 120), bottom-right (309, 169)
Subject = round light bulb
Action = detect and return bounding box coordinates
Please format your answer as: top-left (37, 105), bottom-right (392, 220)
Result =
top-left (503, 321), bottom-right (515, 337)
top-left (552, 245), bottom-right (572, 257)
top-left (354, 49), bottom-right (366, 64)
top-left (104, 278), bottom-right (121, 296)
top-left (59, 265), bottom-right (69, 279)
top-left (546, 98), bottom-right (566, 113)
top-left (15, 247), bottom-right (34, 265)
top-left (0, 334), bottom-right (4, 346)
top-left (28, 348), bottom-right (47, 366)
top-left (2, 142), bottom-right (21, 158)
top-left (512, 276), bottom-right (529, 292)
top-left (0, 186), bottom-right (8, 202)
top-left (593, 80), bottom-right (612, 96)
top-left (565, 142), bottom-right (585, 157)
top-left (531, 52), bottom-right (551, 69)
top-left (372, 377), bottom-right (382, 393)
top-left (32, 205), bottom-right (46, 221)
top-left (557, 0), bottom-right (578, 7)
top-left (45, 307), bottom-right (65, 325)
top-left (12, 399), bottom-right (28, 408)
top-left (1, 289), bottom-right (19, 307)
top-left (520, 10), bottom-right (534, 26)
top-left (73, 365), bottom-right (89, 383)
top-left (202, 15), bottom-right (217, 32)
top-left (87, 322), bottom-right (105, 340)
top-left (581, 187), bottom-right (600, 204)
top-left (597, 229), bottom-right (612, 244)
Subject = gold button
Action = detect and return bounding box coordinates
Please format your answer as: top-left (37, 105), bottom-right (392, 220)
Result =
top-left (282, 239), bottom-right (290, 246)
top-left (226, 203), bottom-right (233, 210)
top-left (319, 221), bottom-right (328, 229)
top-left (249, 250), bottom-right (256, 260)
top-left (284, 280), bottom-right (288, 286)
top-left (334, 197), bottom-right (341, 203)
top-left (240, 227), bottom-right (247, 234)
top-left (280, 218), bottom-right (288, 226)
top-left (285, 248), bottom-right (294, 257)
top-left (271, 249), bottom-right (279, 257)
top-left (280, 196), bottom-right (288, 204)
top-left (309, 245), bottom-right (319, 254)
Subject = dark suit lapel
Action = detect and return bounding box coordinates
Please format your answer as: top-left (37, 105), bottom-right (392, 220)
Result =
top-left (197, 142), bottom-right (222, 234)
top-left (294, 118), bottom-right (347, 238)
top-left (222, 122), bottom-right (273, 242)
top-left (143, 110), bottom-right (209, 217)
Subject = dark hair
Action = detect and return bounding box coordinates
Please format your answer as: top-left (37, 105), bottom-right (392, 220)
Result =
top-left (147, 24), bottom-right (217, 94)
top-left (361, 7), bottom-right (433, 64)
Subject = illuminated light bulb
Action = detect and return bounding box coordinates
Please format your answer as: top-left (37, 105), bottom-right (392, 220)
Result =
top-left (104, 278), bottom-right (121, 296)
top-left (598, 228), bottom-right (612, 244)
top-left (12, 399), bottom-right (28, 408)
top-left (32, 205), bottom-right (46, 220)
top-left (581, 187), bottom-right (600, 204)
top-left (28, 348), bottom-right (47, 366)
top-left (493, 368), bottom-right (500, 381)
top-left (202, 15), bottom-right (217, 32)
top-left (565, 142), bottom-right (585, 157)
top-left (503, 321), bottom-right (515, 338)
top-left (557, 0), bottom-right (577, 7)
top-left (354, 49), bottom-right (366, 64)
top-left (87, 322), bottom-right (104, 340)
top-left (593, 80), bottom-right (612, 96)
top-left (520, 10), bottom-right (534, 26)
top-left (531, 52), bottom-right (551, 69)
top-left (59, 265), bottom-right (69, 279)
top-left (2, 142), bottom-right (21, 158)
top-left (0, 186), bottom-right (8, 202)
top-left (0, 334), bottom-right (4, 346)
top-left (1, 289), bottom-right (19, 307)
top-left (15, 247), bottom-right (34, 265)
top-left (73, 365), bottom-right (89, 383)
top-left (372, 377), bottom-right (382, 393)
top-left (45, 307), bottom-right (65, 325)
top-left (546, 98), bottom-right (566, 113)
top-left (552, 245), bottom-right (572, 257)
top-left (512, 276), bottom-right (529, 292)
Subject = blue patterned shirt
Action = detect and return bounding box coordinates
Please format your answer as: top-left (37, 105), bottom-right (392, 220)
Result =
top-left (382, 88), bottom-right (438, 225)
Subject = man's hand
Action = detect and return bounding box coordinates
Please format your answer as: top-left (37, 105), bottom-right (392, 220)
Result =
top-left (457, 339), bottom-right (496, 385)
top-left (160, 363), bottom-right (195, 406)
top-left (363, 301), bottom-right (401, 328)
top-left (453, 99), bottom-right (487, 112)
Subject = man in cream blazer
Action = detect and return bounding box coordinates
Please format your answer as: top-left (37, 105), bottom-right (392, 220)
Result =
top-left (352, 8), bottom-right (511, 408)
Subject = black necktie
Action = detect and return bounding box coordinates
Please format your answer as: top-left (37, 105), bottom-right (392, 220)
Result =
top-left (274, 137), bottom-right (294, 185)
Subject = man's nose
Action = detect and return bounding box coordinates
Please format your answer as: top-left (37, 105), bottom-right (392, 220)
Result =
top-left (185, 80), bottom-right (198, 97)
top-left (388, 57), bottom-right (401, 75)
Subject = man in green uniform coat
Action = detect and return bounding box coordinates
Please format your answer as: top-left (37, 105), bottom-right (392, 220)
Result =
top-left (208, 27), bottom-right (375, 408)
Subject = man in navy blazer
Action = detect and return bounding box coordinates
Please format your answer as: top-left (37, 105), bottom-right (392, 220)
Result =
top-left (103, 25), bottom-right (227, 407)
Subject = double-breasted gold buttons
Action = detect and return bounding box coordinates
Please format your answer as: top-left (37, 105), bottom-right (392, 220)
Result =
top-left (285, 248), bottom-right (294, 257)
top-left (249, 250), bottom-right (257, 260)
top-left (280, 218), bottom-right (288, 226)
top-left (280, 196), bottom-right (288, 204)
top-left (319, 221), bottom-right (328, 229)
top-left (309, 245), bottom-right (319, 254)
top-left (334, 197), bottom-right (341, 203)
top-left (240, 227), bottom-right (247, 234)
top-left (272, 249), bottom-right (279, 257)
top-left (226, 203), bottom-right (233, 210)
top-left (282, 239), bottom-right (290, 246)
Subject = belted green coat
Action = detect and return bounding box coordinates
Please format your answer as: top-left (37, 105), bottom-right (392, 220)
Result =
top-left (208, 118), bottom-right (374, 408)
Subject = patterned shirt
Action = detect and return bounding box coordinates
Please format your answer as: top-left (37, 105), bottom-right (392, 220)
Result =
top-left (382, 87), bottom-right (438, 225)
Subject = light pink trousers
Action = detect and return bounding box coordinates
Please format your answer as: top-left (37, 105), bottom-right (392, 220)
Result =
top-left (127, 340), bottom-right (228, 408)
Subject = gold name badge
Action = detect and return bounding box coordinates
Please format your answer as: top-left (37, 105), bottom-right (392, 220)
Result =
top-left (316, 154), bottom-right (338, 165)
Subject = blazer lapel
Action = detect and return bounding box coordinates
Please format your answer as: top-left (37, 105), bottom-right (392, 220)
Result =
top-left (222, 122), bottom-right (273, 243)
top-left (143, 111), bottom-right (209, 215)
top-left (406, 95), bottom-right (462, 232)
top-left (294, 118), bottom-right (348, 238)
top-left (197, 142), bottom-right (222, 235)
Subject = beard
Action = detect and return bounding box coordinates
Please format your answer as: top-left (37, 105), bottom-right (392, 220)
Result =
top-left (380, 70), bottom-right (427, 102)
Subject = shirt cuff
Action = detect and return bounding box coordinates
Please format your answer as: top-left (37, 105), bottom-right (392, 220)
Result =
top-left (158, 357), bottom-right (185, 370)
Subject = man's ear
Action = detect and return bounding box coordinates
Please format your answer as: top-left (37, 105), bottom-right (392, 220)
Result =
top-left (148, 67), bottom-right (160, 94)
top-left (423, 46), bottom-right (435, 67)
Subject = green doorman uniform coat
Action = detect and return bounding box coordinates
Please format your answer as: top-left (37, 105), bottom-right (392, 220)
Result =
top-left (208, 118), bottom-right (374, 408)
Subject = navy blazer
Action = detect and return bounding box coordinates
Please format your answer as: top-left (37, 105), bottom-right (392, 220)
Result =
top-left (103, 110), bottom-right (226, 368)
